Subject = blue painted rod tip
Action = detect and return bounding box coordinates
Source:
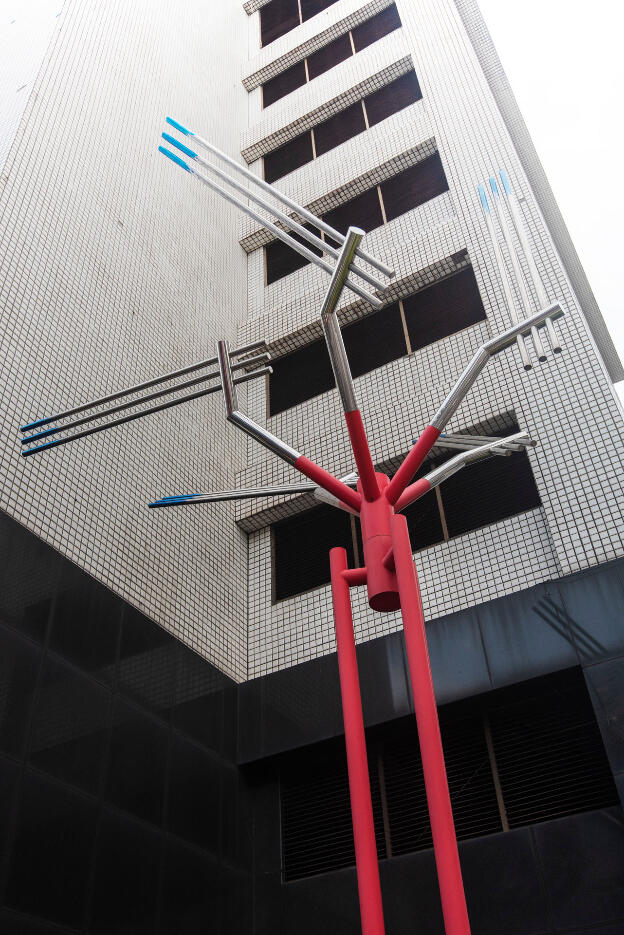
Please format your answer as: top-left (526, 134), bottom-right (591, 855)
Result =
top-left (158, 146), bottom-right (192, 172)
top-left (161, 132), bottom-right (197, 161)
top-left (165, 116), bottom-right (193, 136)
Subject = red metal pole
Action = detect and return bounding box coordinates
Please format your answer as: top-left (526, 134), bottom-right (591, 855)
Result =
top-left (344, 409), bottom-right (380, 501)
top-left (390, 514), bottom-right (471, 935)
top-left (330, 548), bottom-right (386, 935)
top-left (385, 424), bottom-right (440, 505)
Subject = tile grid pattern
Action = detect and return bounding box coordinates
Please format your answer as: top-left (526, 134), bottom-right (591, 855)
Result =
top-left (240, 0), bottom-right (624, 677)
top-left (0, 0), bottom-right (251, 681)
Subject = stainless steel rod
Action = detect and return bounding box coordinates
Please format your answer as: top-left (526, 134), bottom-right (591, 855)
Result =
top-left (217, 340), bottom-right (301, 465)
top-left (489, 178), bottom-right (547, 361)
top-left (150, 483), bottom-right (319, 507)
top-left (499, 169), bottom-right (561, 353)
top-left (21, 354), bottom-right (269, 444)
top-left (19, 339), bottom-right (266, 431)
top-left (162, 133), bottom-right (387, 293)
top-left (178, 155), bottom-right (382, 309)
top-left (165, 117), bottom-right (394, 278)
top-left (320, 228), bottom-right (363, 413)
top-left (22, 366), bottom-right (272, 457)
top-left (430, 304), bottom-right (563, 430)
top-left (478, 185), bottom-right (531, 370)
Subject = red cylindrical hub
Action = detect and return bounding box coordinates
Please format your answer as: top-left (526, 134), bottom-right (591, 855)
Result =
top-left (358, 474), bottom-right (400, 612)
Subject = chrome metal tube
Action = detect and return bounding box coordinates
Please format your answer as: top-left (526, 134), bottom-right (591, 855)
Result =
top-left (163, 135), bottom-right (387, 294)
top-left (22, 366), bottom-right (272, 457)
top-left (20, 354), bottom-right (270, 444)
top-left (216, 340), bottom-right (301, 465)
top-left (166, 118), bottom-right (394, 278)
top-left (150, 483), bottom-right (319, 507)
top-left (19, 340), bottom-right (266, 432)
top-left (187, 162), bottom-right (382, 309)
top-left (430, 304), bottom-right (563, 430)
top-left (489, 178), bottom-right (546, 361)
top-left (478, 185), bottom-right (531, 370)
top-left (499, 169), bottom-right (561, 353)
top-left (425, 431), bottom-right (532, 489)
top-left (320, 228), bottom-right (363, 413)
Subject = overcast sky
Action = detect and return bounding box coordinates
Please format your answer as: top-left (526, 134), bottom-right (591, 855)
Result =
top-left (478, 0), bottom-right (624, 400)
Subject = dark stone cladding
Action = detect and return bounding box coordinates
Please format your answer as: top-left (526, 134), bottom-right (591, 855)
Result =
top-left (1, 502), bottom-right (623, 934)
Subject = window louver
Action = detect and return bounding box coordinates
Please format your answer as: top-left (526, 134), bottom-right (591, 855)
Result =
top-left (280, 669), bottom-right (617, 881)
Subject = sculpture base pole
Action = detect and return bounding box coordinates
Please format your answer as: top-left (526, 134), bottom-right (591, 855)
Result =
top-left (391, 513), bottom-right (471, 935)
top-left (330, 547), bottom-right (386, 935)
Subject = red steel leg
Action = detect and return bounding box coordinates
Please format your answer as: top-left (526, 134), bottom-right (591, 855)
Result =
top-left (330, 547), bottom-right (386, 935)
top-left (390, 514), bottom-right (471, 935)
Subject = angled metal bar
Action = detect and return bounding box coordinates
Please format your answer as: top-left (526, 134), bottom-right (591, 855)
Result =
top-left (489, 176), bottom-right (547, 361)
top-left (385, 303), bottom-right (564, 505)
top-left (499, 169), bottom-right (561, 353)
top-left (165, 117), bottom-right (394, 278)
top-left (22, 366), bottom-right (272, 457)
top-left (394, 431), bottom-right (534, 512)
top-left (162, 133), bottom-right (387, 294)
top-left (478, 184), bottom-right (531, 370)
top-left (320, 227), bottom-right (379, 501)
top-left (19, 340), bottom-right (266, 432)
top-left (21, 354), bottom-right (269, 445)
top-left (159, 147), bottom-right (382, 310)
top-left (216, 340), bottom-right (361, 512)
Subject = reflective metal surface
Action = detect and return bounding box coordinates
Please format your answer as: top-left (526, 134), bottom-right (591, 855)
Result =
top-left (320, 228), bottom-right (363, 412)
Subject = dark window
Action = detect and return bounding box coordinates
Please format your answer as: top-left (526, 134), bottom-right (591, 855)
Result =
top-left (300, 0), bottom-right (338, 20)
top-left (342, 301), bottom-right (406, 378)
top-left (260, 0), bottom-right (300, 47)
top-left (269, 268), bottom-right (486, 413)
top-left (440, 445), bottom-right (541, 538)
top-left (280, 668), bottom-right (618, 880)
top-left (264, 131), bottom-right (314, 184)
top-left (263, 59), bottom-right (307, 107)
top-left (265, 223), bottom-right (322, 285)
top-left (403, 490), bottom-right (445, 552)
top-left (270, 337), bottom-right (334, 413)
top-left (380, 152), bottom-right (449, 223)
top-left (324, 187), bottom-right (384, 248)
top-left (352, 3), bottom-right (402, 52)
top-left (273, 504), bottom-right (355, 600)
top-left (307, 32), bottom-right (353, 79)
top-left (264, 153), bottom-right (448, 285)
top-left (403, 267), bottom-right (486, 352)
top-left (365, 70), bottom-right (422, 127)
top-left (314, 101), bottom-right (366, 157)
top-left (270, 302), bottom-right (406, 415)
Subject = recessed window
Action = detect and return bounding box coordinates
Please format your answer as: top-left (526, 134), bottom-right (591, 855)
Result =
top-left (264, 131), bottom-right (314, 185)
top-left (272, 504), bottom-right (356, 601)
top-left (351, 3), bottom-right (402, 52)
top-left (263, 150), bottom-right (449, 284)
top-left (261, 5), bottom-right (403, 103)
top-left (313, 101), bottom-right (367, 157)
top-left (380, 152), bottom-right (449, 223)
top-left (365, 70), bottom-right (422, 127)
top-left (262, 60), bottom-right (307, 108)
top-left (260, 0), bottom-right (300, 47)
top-left (268, 266), bottom-right (486, 414)
top-left (271, 419), bottom-right (542, 600)
top-left (280, 668), bottom-right (618, 880)
top-left (262, 68), bottom-right (422, 184)
top-left (265, 222), bottom-right (322, 284)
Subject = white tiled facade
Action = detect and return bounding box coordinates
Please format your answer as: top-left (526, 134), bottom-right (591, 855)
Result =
top-left (1, 0), bottom-right (623, 683)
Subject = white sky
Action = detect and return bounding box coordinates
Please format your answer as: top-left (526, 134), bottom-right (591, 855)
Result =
top-left (477, 0), bottom-right (624, 401)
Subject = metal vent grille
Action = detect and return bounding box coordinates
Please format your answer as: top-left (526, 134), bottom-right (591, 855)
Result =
top-left (280, 669), bottom-right (617, 881)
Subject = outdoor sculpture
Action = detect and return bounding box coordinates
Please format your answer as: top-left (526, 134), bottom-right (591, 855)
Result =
top-left (19, 117), bottom-right (564, 935)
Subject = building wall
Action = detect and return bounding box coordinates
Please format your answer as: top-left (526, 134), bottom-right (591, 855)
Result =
top-left (0, 0), bottom-right (251, 680)
top-left (237, 0), bottom-right (624, 677)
